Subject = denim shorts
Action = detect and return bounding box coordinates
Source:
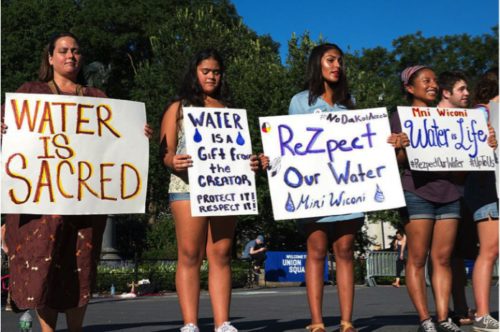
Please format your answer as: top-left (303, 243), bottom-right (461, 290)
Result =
top-left (473, 202), bottom-right (499, 222)
top-left (297, 216), bottom-right (364, 236)
top-left (403, 191), bottom-right (460, 220)
top-left (169, 192), bottom-right (190, 202)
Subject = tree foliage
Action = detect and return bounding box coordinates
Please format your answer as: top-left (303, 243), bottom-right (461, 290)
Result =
top-left (1, 0), bottom-right (498, 258)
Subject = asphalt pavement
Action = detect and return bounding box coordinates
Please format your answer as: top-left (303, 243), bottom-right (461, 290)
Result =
top-left (2, 285), bottom-right (498, 331)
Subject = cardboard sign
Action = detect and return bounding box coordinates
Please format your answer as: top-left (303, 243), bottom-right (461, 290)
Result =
top-left (260, 108), bottom-right (405, 221)
top-left (397, 106), bottom-right (495, 171)
top-left (1, 93), bottom-right (149, 214)
top-left (183, 107), bottom-right (257, 216)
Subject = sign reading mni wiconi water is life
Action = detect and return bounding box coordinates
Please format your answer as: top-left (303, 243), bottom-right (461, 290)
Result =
top-left (259, 108), bottom-right (405, 221)
top-left (397, 106), bottom-right (496, 171)
top-left (1, 93), bottom-right (149, 214)
top-left (183, 107), bottom-right (257, 216)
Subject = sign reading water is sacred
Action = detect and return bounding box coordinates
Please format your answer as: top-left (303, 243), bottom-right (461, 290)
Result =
top-left (259, 108), bottom-right (405, 221)
top-left (183, 107), bottom-right (257, 216)
top-left (397, 106), bottom-right (496, 171)
top-left (1, 93), bottom-right (149, 214)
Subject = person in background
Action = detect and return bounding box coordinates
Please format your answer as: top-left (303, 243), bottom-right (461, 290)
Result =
top-left (160, 48), bottom-right (261, 332)
top-left (392, 230), bottom-right (407, 288)
top-left (288, 43), bottom-right (363, 332)
top-left (242, 235), bottom-right (267, 273)
top-left (1, 32), bottom-right (152, 332)
top-left (390, 65), bottom-right (464, 332)
top-left (436, 71), bottom-right (476, 326)
top-left (463, 68), bottom-right (499, 332)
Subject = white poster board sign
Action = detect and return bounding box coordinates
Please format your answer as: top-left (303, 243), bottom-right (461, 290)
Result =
top-left (183, 107), bottom-right (257, 216)
top-left (259, 108), bottom-right (405, 221)
top-left (397, 106), bottom-right (495, 171)
top-left (1, 93), bottom-right (149, 214)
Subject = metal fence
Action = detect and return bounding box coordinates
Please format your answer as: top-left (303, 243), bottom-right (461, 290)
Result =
top-left (365, 250), bottom-right (499, 287)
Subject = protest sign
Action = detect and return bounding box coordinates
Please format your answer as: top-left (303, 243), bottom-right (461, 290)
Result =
top-left (259, 108), bottom-right (405, 221)
top-left (183, 107), bottom-right (257, 216)
top-left (397, 106), bottom-right (495, 171)
top-left (1, 93), bottom-right (149, 214)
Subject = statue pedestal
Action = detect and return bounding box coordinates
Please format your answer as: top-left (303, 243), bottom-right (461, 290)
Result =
top-left (101, 215), bottom-right (121, 260)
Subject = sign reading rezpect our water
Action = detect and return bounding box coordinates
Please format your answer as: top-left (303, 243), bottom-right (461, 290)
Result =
top-left (260, 108), bottom-right (405, 221)
top-left (183, 107), bottom-right (257, 217)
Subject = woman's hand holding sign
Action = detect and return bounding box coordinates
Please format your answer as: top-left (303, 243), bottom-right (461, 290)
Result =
top-left (387, 132), bottom-right (409, 149)
top-left (172, 154), bottom-right (193, 172)
top-left (487, 124), bottom-right (497, 149)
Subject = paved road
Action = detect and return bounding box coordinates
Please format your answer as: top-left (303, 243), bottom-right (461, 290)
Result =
top-left (2, 285), bottom-right (498, 331)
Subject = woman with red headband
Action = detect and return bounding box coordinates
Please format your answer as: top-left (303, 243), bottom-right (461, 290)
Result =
top-left (390, 66), bottom-right (464, 332)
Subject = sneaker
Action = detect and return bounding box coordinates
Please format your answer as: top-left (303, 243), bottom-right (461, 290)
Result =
top-left (215, 321), bottom-right (238, 332)
top-left (473, 314), bottom-right (499, 332)
top-left (436, 318), bottom-right (463, 332)
top-left (418, 319), bottom-right (438, 332)
top-left (180, 323), bottom-right (200, 332)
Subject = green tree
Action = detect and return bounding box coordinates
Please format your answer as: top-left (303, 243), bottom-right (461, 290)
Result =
top-left (2, 0), bottom-right (498, 257)
top-left (1, 0), bottom-right (77, 95)
top-left (130, 2), bottom-right (291, 252)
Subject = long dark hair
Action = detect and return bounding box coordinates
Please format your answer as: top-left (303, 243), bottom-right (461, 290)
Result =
top-left (38, 32), bottom-right (85, 84)
top-left (306, 43), bottom-right (353, 109)
top-left (473, 67), bottom-right (499, 105)
top-left (177, 48), bottom-right (230, 107)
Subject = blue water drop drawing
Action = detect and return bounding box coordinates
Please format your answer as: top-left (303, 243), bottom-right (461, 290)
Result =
top-left (374, 184), bottom-right (385, 203)
top-left (236, 132), bottom-right (245, 145)
top-left (193, 128), bottom-right (202, 143)
top-left (285, 193), bottom-right (296, 212)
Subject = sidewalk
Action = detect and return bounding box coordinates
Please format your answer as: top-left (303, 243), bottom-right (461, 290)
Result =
top-left (2, 285), bottom-right (498, 331)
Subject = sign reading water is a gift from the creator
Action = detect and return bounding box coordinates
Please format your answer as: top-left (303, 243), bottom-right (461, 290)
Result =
top-left (183, 107), bottom-right (257, 217)
top-left (260, 108), bottom-right (405, 221)
top-left (1, 93), bottom-right (149, 214)
top-left (397, 106), bottom-right (496, 171)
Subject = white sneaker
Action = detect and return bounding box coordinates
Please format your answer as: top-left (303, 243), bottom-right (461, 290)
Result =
top-left (181, 323), bottom-right (200, 332)
top-left (418, 319), bottom-right (438, 332)
top-left (215, 321), bottom-right (238, 332)
top-left (473, 314), bottom-right (499, 332)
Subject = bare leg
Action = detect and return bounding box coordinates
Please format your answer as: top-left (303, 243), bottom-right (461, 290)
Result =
top-left (404, 219), bottom-right (434, 321)
top-left (65, 306), bottom-right (87, 332)
top-left (206, 216), bottom-right (237, 328)
top-left (473, 217), bottom-right (499, 317)
top-left (304, 224), bottom-right (329, 325)
top-left (430, 219), bottom-right (458, 321)
top-left (36, 307), bottom-right (58, 332)
top-left (331, 220), bottom-right (362, 323)
top-left (172, 200), bottom-right (208, 326)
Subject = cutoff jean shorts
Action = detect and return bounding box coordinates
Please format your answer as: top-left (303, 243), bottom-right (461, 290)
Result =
top-left (472, 202), bottom-right (499, 222)
top-left (169, 192), bottom-right (190, 202)
top-left (403, 191), bottom-right (460, 220)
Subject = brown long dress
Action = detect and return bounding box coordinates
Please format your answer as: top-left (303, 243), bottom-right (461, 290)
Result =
top-left (4, 81), bottom-right (107, 311)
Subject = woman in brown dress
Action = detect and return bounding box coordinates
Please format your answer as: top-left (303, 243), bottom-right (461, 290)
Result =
top-left (2, 32), bottom-right (150, 332)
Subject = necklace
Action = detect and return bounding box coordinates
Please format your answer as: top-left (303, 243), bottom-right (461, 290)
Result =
top-left (51, 80), bottom-right (82, 95)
